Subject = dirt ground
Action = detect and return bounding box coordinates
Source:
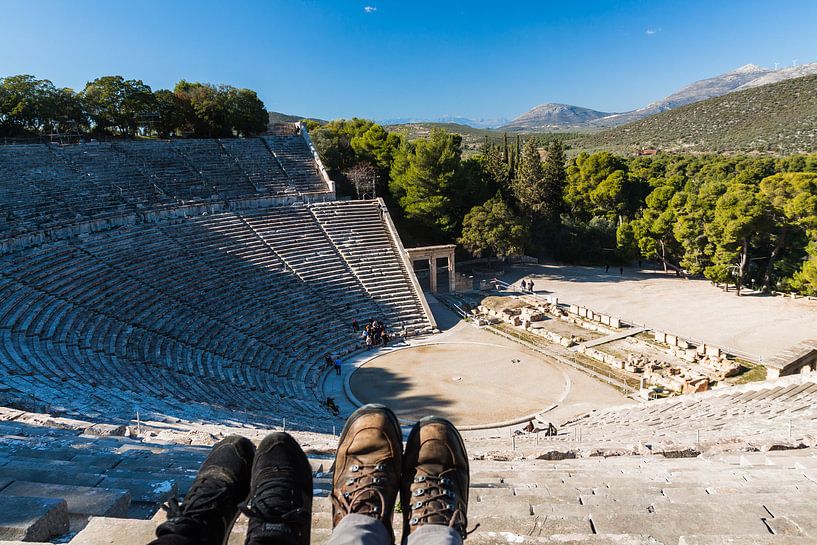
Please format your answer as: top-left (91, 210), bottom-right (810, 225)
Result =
top-left (350, 297), bottom-right (632, 427)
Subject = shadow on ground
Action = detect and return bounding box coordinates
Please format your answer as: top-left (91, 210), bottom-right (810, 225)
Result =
top-left (350, 365), bottom-right (455, 423)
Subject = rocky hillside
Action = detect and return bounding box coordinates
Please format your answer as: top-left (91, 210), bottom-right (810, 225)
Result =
top-left (570, 73), bottom-right (817, 155)
top-left (507, 62), bottom-right (817, 132)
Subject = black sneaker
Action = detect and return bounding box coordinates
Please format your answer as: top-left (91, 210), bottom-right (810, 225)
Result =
top-left (241, 432), bottom-right (313, 545)
top-left (156, 435), bottom-right (255, 545)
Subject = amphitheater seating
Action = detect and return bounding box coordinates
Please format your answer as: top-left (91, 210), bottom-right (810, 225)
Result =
top-left (464, 375), bottom-right (817, 457)
top-left (0, 201), bottom-right (432, 427)
top-left (0, 135), bottom-right (332, 240)
top-left (311, 201), bottom-right (431, 334)
top-left (262, 136), bottom-right (327, 193)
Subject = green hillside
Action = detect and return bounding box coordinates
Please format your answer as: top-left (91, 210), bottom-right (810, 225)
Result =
top-left (571, 74), bottom-right (817, 155)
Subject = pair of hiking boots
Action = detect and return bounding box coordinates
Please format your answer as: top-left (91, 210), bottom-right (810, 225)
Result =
top-left (154, 404), bottom-right (470, 545)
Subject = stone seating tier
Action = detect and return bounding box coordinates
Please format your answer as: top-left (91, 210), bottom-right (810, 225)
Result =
top-left (0, 136), bottom-right (331, 241)
top-left (3, 414), bottom-right (817, 544)
top-left (463, 375), bottom-right (817, 456)
top-left (0, 201), bottom-right (433, 428)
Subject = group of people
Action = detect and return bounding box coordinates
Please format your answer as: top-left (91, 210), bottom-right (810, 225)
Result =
top-left (519, 279), bottom-right (535, 293)
top-left (353, 317), bottom-right (390, 350)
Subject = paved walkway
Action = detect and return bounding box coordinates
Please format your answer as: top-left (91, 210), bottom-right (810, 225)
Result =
top-left (578, 326), bottom-right (646, 349)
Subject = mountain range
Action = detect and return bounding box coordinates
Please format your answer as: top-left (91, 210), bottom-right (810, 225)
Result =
top-left (377, 62), bottom-right (817, 131)
top-left (571, 72), bottom-right (817, 155)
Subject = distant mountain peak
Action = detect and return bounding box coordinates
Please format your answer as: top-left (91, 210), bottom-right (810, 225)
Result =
top-left (502, 102), bottom-right (612, 130)
top-left (732, 63), bottom-right (767, 74)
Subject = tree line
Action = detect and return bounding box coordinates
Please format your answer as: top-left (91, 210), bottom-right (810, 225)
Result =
top-left (308, 119), bottom-right (817, 296)
top-left (0, 74), bottom-right (268, 138)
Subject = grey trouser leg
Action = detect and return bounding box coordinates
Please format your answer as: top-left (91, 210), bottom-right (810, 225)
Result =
top-left (405, 524), bottom-right (462, 545)
top-left (326, 514), bottom-right (462, 545)
top-left (326, 514), bottom-right (391, 545)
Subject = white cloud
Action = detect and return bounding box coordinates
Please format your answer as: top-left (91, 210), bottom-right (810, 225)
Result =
top-left (364, 5), bottom-right (377, 13)
top-left (645, 28), bottom-right (659, 36)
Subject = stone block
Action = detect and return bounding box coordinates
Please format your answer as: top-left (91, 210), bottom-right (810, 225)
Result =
top-left (98, 476), bottom-right (177, 503)
top-left (666, 335), bottom-right (678, 346)
top-left (0, 467), bottom-right (103, 487)
top-left (0, 481), bottom-right (130, 517)
top-left (704, 345), bottom-right (721, 358)
top-left (83, 424), bottom-right (128, 437)
top-left (654, 331), bottom-right (666, 343)
top-left (69, 516), bottom-right (157, 545)
top-left (610, 317), bottom-right (621, 328)
top-left (0, 495), bottom-right (69, 542)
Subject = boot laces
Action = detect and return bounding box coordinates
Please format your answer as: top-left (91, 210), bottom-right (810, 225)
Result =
top-left (240, 476), bottom-right (310, 524)
top-left (333, 462), bottom-right (390, 518)
top-left (408, 474), bottom-right (478, 539)
top-left (161, 477), bottom-right (228, 523)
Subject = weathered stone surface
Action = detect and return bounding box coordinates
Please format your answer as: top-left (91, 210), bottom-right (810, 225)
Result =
top-left (0, 495), bottom-right (68, 542)
top-left (0, 481), bottom-right (130, 517)
top-left (83, 424), bottom-right (128, 437)
top-left (0, 467), bottom-right (102, 487)
top-left (679, 537), bottom-right (811, 544)
top-left (98, 476), bottom-right (177, 503)
top-left (70, 516), bottom-right (156, 545)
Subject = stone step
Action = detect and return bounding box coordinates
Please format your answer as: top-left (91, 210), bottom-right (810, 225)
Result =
top-left (0, 495), bottom-right (69, 542)
top-left (0, 481), bottom-right (129, 531)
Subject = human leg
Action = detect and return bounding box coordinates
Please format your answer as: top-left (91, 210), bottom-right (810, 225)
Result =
top-left (327, 404), bottom-right (403, 545)
top-left (400, 417), bottom-right (471, 545)
top-left (150, 435), bottom-right (255, 545)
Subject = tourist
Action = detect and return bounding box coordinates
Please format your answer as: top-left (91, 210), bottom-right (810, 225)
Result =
top-left (528, 280), bottom-right (534, 293)
top-left (520, 279), bottom-right (527, 291)
top-left (352, 319), bottom-right (359, 332)
top-left (147, 405), bottom-right (472, 545)
top-left (333, 357), bottom-right (342, 376)
top-left (324, 354), bottom-right (333, 368)
top-left (619, 267), bottom-right (624, 276)
top-left (382, 330), bottom-right (390, 346)
top-left (605, 264), bottom-right (609, 273)
top-left (325, 396), bottom-right (340, 416)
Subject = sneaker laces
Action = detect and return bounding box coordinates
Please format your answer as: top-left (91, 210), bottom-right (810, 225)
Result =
top-left (240, 475), bottom-right (310, 524)
top-left (332, 462), bottom-right (389, 519)
top-left (162, 477), bottom-right (228, 522)
top-left (407, 475), bottom-right (479, 539)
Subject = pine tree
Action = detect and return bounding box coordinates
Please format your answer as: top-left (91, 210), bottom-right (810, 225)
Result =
top-left (511, 139), bottom-right (545, 217)
top-left (540, 140), bottom-right (567, 228)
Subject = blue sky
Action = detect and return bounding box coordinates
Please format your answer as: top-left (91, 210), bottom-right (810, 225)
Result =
top-left (2, 1), bottom-right (815, 121)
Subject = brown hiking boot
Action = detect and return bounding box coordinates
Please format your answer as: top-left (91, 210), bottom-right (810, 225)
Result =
top-left (401, 416), bottom-right (471, 541)
top-left (332, 404), bottom-right (402, 540)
